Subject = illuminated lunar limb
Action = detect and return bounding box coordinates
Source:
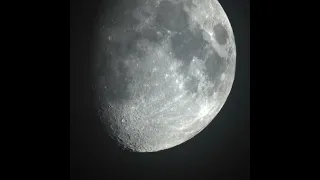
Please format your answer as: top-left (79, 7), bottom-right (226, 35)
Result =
top-left (94, 0), bottom-right (236, 152)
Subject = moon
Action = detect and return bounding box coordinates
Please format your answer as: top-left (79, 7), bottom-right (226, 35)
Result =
top-left (93, 0), bottom-right (236, 152)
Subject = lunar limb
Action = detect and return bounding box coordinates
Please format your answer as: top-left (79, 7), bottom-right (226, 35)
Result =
top-left (93, 0), bottom-right (236, 152)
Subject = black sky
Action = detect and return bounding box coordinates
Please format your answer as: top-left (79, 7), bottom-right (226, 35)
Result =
top-left (70, 0), bottom-right (250, 179)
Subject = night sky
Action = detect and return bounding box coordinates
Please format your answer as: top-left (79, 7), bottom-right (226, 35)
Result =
top-left (70, 0), bottom-right (250, 179)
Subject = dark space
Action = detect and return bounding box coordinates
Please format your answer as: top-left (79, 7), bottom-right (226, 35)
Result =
top-left (70, 0), bottom-right (250, 179)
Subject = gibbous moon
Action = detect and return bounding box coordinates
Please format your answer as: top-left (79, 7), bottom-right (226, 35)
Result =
top-left (93, 0), bottom-right (236, 152)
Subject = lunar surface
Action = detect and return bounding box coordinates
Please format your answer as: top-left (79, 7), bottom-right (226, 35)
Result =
top-left (93, 0), bottom-right (236, 152)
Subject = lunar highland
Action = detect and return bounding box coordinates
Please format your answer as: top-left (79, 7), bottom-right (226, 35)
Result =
top-left (93, 0), bottom-right (236, 152)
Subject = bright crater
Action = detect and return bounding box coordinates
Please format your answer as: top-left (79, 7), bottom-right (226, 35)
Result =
top-left (94, 0), bottom-right (236, 152)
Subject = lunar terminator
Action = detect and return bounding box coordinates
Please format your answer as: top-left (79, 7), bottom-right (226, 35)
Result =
top-left (93, 0), bottom-right (236, 152)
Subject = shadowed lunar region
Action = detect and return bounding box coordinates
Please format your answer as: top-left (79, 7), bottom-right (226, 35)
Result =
top-left (93, 0), bottom-right (236, 152)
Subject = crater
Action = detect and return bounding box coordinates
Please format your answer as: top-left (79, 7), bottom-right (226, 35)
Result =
top-left (213, 23), bottom-right (229, 45)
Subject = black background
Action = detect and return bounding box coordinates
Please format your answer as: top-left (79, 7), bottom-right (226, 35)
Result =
top-left (2, 0), bottom-right (313, 179)
top-left (70, 0), bottom-right (250, 179)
